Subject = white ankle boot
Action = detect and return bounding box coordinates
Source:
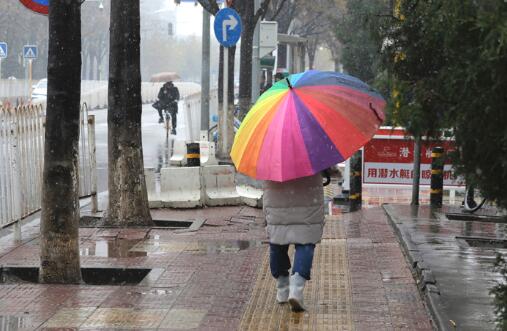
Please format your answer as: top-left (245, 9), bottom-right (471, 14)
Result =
top-left (288, 272), bottom-right (306, 312)
top-left (276, 275), bottom-right (290, 303)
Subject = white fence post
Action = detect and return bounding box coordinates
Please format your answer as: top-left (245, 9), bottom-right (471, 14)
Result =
top-left (8, 107), bottom-right (22, 223)
top-left (87, 114), bottom-right (98, 213)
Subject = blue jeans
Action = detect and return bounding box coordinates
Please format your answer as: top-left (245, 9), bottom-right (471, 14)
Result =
top-left (269, 243), bottom-right (315, 280)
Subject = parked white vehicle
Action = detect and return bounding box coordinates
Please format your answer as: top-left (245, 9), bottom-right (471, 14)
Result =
top-left (32, 78), bottom-right (47, 101)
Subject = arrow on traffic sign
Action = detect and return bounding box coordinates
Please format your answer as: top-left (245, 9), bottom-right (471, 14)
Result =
top-left (222, 15), bottom-right (239, 42)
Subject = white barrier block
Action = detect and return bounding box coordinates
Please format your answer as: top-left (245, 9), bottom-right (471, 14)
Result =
top-left (160, 167), bottom-right (202, 208)
top-left (170, 140), bottom-right (187, 166)
top-left (237, 185), bottom-right (264, 208)
top-left (200, 141), bottom-right (218, 166)
top-left (145, 167), bottom-right (162, 208)
top-left (202, 165), bottom-right (241, 206)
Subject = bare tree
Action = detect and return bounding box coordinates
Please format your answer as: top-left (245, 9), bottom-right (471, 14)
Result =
top-left (40, 0), bottom-right (82, 284)
top-left (106, 0), bottom-right (152, 226)
top-left (266, 0), bottom-right (296, 33)
top-left (235, 0), bottom-right (272, 120)
top-left (82, 0), bottom-right (110, 80)
top-left (0, 1), bottom-right (49, 79)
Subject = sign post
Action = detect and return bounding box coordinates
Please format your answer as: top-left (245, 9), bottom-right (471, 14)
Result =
top-left (0, 42), bottom-right (7, 80)
top-left (201, 9), bottom-right (211, 139)
top-left (214, 7), bottom-right (242, 158)
top-left (23, 45), bottom-right (38, 100)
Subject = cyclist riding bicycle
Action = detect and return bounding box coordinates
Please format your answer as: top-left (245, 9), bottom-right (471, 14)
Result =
top-left (154, 81), bottom-right (180, 135)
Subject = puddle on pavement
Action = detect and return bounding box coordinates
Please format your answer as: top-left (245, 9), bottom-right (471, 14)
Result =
top-left (130, 239), bottom-right (263, 255)
top-left (0, 316), bottom-right (32, 331)
top-left (80, 239), bottom-right (147, 258)
top-left (78, 238), bottom-right (262, 257)
top-left (186, 240), bottom-right (263, 254)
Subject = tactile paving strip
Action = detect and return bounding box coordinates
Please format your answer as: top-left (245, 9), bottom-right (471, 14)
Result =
top-left (239, 224), bottom-right (354, 331)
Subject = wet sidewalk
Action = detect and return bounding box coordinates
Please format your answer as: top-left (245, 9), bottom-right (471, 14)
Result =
top-left (0, 205), bottom-right (433, 330)
top-left (384, 204), bottom-right (506, 331)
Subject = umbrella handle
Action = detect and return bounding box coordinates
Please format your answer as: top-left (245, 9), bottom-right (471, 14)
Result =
top-left (286, 78), bottom-right (293, 89)
top-left (369, 103), bottom-right (383, 123)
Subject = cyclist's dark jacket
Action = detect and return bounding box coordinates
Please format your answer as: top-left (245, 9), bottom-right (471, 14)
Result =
top-left (158, 84), bottom-right (180, 112)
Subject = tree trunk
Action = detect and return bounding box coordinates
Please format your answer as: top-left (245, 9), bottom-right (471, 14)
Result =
top-left (40, 0), bottom-right (82, 284)
top-left (96, 53), bottom-right (101, 80)
top-left (306, 37), bottom-right (319, 70)
top-left (88, 50), bottom-right (95, 80)
top-left (82, 49), bottom-right (88, 80)
top-left (106, 0), bottom-right (152, 226)
top-left (411, 135), bottom-right (422, 205)
top-left (334, 58), bottom-right (341, 72)
top-left (238, 26), bottom-right (254, 120)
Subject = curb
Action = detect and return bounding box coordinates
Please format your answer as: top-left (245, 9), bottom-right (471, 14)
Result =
top-left (382, 204), bottom-right (453, 331)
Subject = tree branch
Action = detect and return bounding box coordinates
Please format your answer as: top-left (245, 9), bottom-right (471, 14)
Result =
top-left (196, 0), bottom-right (219, 15)
top-left (254, 0), bottom-right (272, 23)
top-left (268, 0), bottom-right (287, 21)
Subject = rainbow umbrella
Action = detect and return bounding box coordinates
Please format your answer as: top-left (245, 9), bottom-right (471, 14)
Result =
top-left (230, 70), bottom-right (386, 182)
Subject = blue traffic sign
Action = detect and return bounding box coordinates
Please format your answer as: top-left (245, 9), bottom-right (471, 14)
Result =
top-left (214, 8), bottom-right (242, 48)
top-left (23, 45), bottom-right (38, 59)
top-left (0, 43), bottom-right (7, 58)
top-left (19, 0), bottom-right (49, 15)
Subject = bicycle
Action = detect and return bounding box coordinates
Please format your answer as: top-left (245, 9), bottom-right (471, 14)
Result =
top-left (463, 185), bottom-right (487, 213)
top-left (163, 108), bottom-right (173, 138)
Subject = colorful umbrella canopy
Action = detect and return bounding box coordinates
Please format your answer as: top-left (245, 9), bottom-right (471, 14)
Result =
top-left (230, 70), bottom-right (386, 182)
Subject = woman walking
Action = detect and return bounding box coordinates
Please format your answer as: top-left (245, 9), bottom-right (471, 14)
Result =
top-left (263, 172), bottom-right (327, 312)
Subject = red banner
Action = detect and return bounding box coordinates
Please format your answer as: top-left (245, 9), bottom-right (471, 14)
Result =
top-left (363, 128), bottom-right (463, 186)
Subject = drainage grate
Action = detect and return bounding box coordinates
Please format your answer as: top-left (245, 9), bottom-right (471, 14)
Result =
top-left (456, 236), bottom-right (507, 249)
top-left (0, 267), bottom-right (152, 285)
top-left (446, 213), bottom-right (506, 223)
top-left (80, 215), bottom-right (197, 229)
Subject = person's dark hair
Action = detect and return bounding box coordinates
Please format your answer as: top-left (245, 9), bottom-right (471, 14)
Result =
top-left (322, 168), bottom-right (331, 186)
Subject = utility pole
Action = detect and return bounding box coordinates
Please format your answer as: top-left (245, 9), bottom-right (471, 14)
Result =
top-left (222, 43), bottom-right (229, 157)
top-left (200, 8), bottom-right (210, 139)
top-left (251, 0), bottom-right (261, 102)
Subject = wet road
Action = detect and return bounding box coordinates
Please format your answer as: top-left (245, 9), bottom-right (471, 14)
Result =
top-left (90, 103), bottom-right (186, 193)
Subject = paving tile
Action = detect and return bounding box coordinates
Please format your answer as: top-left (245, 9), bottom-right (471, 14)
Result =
top-left (100, 287), bottom-right (182, 309)
top-left (81, 308), bottom-right (167, 329)
top-left (0, 313), bottom-right (48, 330)
top-left (61, 287), bottom-right (116, 308)
top-left (159, 308), bottom-right (207, 329)
top-left (42, 307), bottom-right (96, 328)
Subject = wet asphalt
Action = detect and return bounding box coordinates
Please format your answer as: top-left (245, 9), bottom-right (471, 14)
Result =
top-left (90, 103), bottom-right (186, 193)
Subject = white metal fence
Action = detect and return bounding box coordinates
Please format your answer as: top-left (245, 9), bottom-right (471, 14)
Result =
top-left (181, 89), bottom-right (219, 141)
top-left (0, 103), bottom-right (95, 227)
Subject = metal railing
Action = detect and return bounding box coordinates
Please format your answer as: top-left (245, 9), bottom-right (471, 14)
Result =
top-left (0, 103), bottom-right (96, 227)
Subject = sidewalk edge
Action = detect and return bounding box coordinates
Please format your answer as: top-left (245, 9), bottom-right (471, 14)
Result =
top-left (382, 204), bottom-right (452, 331)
